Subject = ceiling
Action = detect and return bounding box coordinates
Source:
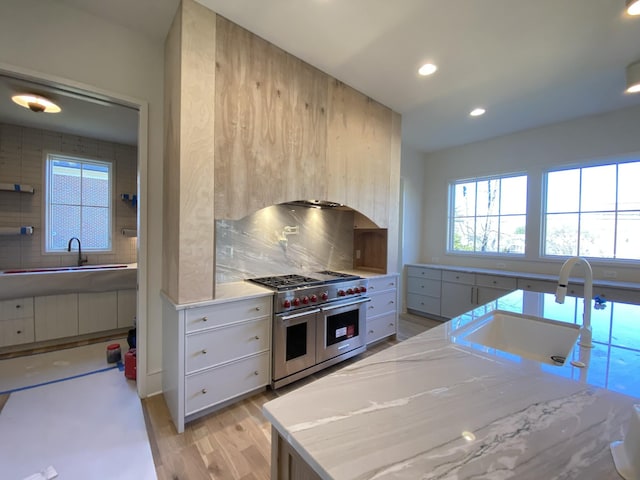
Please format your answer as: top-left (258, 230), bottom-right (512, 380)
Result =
top-left (3, 0), bottom-right (640, 153)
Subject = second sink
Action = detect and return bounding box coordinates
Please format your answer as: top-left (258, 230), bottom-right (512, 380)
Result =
top-left (452, 310), bottom-right (580, 366)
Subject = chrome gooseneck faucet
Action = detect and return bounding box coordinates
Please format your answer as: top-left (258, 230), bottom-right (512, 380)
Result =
top-left (555, 256), bottom-right (593, 348)
top-left (67, 237), bottom-right (88, 267)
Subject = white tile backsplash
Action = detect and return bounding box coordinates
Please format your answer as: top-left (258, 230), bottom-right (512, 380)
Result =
top-left (0, 122), bottom-right (138, 270)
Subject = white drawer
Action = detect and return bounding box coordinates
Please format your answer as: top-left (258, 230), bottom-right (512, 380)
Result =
top-left (407, 277), bottom-right (441, 297)
top-left (517, 278), bottom-right (556, 293)
top-left (185, 296), bottom-right (272, 333)
top-left (185, 352), bottom-right (270, 416)
top-left (442, 270), bottom-right (475, 285)
top-left (594, 286), bottom-right (639, 305)
top-left (367, 275), bottom-right (398, 293)
top-left (366, 290), bottom-right (397, 318)
top-left (407, 266), bottom-right (441, 281)
top-left (0, 317), bottom-right (35, 347)
top-left (475, 274), bottom-right (517, 290)
top-left (366, 313), bottom-right (396, 344)
top-left (0, 297), bottom-right (34, 320)
top-left (186, 318), bottom-right (270, 374)
top-left (406, 293), bottom-right (440, 316)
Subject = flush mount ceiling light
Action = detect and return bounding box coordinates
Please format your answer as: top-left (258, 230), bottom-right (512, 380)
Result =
top-left (626, 0), bottom-right (640, 15)
top-left (418, 63), bottom-right (438, 76)
top-left (11, 94), bottom-right (61, 113)
top-left (469, 107), bottom-right (486, 117)
top-left (626, 60), bottom-right (640, 93)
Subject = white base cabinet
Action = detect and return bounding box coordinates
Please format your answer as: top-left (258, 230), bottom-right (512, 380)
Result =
top-left (162, 293), bottom-right (272, 433)
top-left (406, 266), bottom-right (441, 316)
top-left (0, 297), bottom-right (34, 347)
top-left (0, 288), bottom-right (138, 349)
top-left (34, 294), bottom-right (78, 341)
top-left (365, 274), bottom-right (398, 344)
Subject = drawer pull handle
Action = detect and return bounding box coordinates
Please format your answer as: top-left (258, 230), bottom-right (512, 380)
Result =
top-left (493, 280), bottom-right (497, 284)
top-left (254, 335), bottom-right (260, 340)
top-left (368, 305), bottom-right (374, 309)
top-left (201, 388), bottom-right (207, 394)
top-left (389, 300), bottom-right (394, 304)
top-left (17, 330), bottom-right (22, 334)
top-left (388, 323), bottom-right (394, 327)
top-left (202, 316), bottom-right (208, 322)
top-left (389, 283), bottom-right (395, 286)
top-left (368, 330), bottom-right (374, 334)
top-left (16, 305), bottom-right (21, 309)
top-left (255, 307), bottom-right (261, 311)
top-left (202, 349), bottom-right (207, 354)
top-left (254, 371), bottom-right (259, 376)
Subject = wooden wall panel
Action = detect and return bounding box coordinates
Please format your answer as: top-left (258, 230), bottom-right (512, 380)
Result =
top-left (326, 80), bottom-right (393, 228)
top-left (214, 17), bottom-right (328, 220)
top-left (162, 5), bottom-right (182, 301)
top-left (177, 0), bottom-right (217, 303)
top-left (387, 111), bottom-right (402, 272)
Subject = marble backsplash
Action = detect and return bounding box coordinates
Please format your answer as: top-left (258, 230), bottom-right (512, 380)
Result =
top-left (216, 204), bottom-right (355, 283)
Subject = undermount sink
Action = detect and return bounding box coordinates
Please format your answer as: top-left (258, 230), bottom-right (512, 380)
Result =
top-left (2, 265), bottom-right (128, 274)
top-left (452, 310), bottom-right (580, 366)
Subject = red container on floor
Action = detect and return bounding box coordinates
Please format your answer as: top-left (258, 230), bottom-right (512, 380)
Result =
top-left (124, 348), bottom-right (136, 380)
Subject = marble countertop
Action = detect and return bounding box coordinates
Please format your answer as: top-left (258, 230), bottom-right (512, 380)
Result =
top-left (263, 290), bottom-right (640, 479)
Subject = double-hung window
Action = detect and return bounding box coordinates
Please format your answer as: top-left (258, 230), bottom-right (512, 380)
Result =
top-left (543, 160), bottom-right (640, 260)
top-left (448, 174), bottom-right (527, 255)
top-left (44, 153), bottom-right (113, 253)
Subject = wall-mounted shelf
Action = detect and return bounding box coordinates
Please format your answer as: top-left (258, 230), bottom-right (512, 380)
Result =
top-left (0, 226), bottom-right (34, 236)
top-left (0, 183), bottom-right (34, 194)
top-left (120, 193), bottom-right (137, 207)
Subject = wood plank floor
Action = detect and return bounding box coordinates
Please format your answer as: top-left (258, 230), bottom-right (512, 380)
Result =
top-left (143, 315), bottom-right (437, 479)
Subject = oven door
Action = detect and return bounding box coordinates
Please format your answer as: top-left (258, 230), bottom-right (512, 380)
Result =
top-left (273, 308), bottom-right (319, 382)
top-left (316, 298), bottom-right (368, 363)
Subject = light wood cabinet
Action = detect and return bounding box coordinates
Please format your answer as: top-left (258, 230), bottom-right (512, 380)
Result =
top-left (214, 16), bottom-right (329, 220)
top-left (365, 274), bottom-right (398, 344)
top-left (326, 80), bottom-right (394, 228)
top-left (162, 293), bottom-right (273, 433)
top-left (78, 292), bottom-right (118, 334)
top-left (34, 294), bottom-right (78, 341)
top-left (0, 297), bottom-right (34, 347)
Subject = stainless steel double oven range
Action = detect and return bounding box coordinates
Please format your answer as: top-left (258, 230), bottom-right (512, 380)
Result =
top-left (248, 271), bottom-right (369, 389)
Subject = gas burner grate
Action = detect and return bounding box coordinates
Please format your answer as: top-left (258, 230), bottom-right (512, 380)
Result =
top-left (248, 274), bottom-right (322, 290)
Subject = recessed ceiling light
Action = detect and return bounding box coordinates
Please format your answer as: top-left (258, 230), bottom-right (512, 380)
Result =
top-left (11, 94), bottom-right (61, 113)
top-left (469, 108), bottom-right (486, 117)
top-left (626, 60), bottom-right (640, 93)
top-left (626, 0), bottom-right (640, 15)
top-left (418, 63), bottom-right (438, 76)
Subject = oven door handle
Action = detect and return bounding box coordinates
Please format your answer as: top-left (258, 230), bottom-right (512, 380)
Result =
top-left (278, 308), bottom-right (321, 322)
top-left (320, 297), bottom-right (370, 312)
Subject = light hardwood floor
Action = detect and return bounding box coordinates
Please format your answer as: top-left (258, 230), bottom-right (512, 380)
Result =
top-left (143, 315), bottom-right (440, 479)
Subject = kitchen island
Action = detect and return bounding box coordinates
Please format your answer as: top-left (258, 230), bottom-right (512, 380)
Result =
top-left (263, 290), bottom-right (640, 479)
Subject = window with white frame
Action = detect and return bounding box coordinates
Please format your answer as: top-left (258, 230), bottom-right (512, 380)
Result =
top-left (448, 174), bottom-right (527, 254)
top-left (44, 153), bottom-right (113, 253)
top-left (543, 161), bottom-right (640, 260)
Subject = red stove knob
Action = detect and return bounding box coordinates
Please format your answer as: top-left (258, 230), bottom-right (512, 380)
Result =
top-left (353, 287), bottom-right (361, 293)
top-left (347, 288), bottom-right (354, 295)
top-left (302, 296), bottom-right (309, 304)
top-left (283, 299), bottom-right (291, 308)
top-left (292, 298), bottom-right (300, 306)
top-left (338, 290), bottom-right (346, 297)
top-left (321, 292), bottom-right (328, 300)
top-left (310, 294), bottom-right (318, 302)
top-left (360, 286), bottom-right (367, 293)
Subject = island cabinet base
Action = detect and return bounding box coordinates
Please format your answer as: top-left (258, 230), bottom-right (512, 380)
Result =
top-left (271, 426), bottom-right (322, 480)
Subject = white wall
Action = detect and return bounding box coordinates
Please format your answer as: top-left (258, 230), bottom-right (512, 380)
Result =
top-left (0, 0), bottom-right (166, 395)
top-left (420, 105), bottom-right (640, 283)
top-left (400, 144), bottom-right (425, 268)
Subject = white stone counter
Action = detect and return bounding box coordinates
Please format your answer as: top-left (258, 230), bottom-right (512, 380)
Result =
top-left (161, 281), bottom-right (274, 310)
top-left (263, 290), bottom-right (640, 479)
top-left (0, 263), bottom-right (137, 300)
